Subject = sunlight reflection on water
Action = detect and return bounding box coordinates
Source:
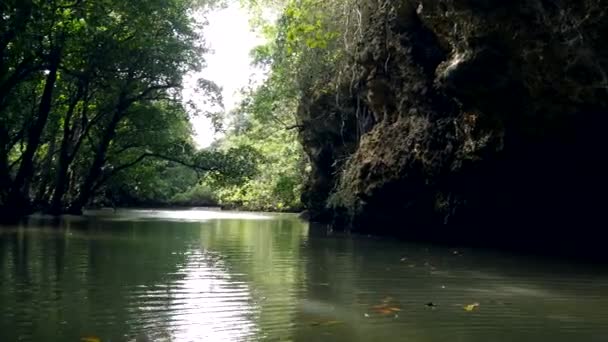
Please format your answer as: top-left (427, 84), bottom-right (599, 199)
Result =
top-left (129, 249), bottom-right (257, 341)
top-left (85, 209), bottom-right (275, 222)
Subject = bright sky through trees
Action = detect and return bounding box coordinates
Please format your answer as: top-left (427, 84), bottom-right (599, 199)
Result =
top-left (184, 3), bottom-right (267, 148)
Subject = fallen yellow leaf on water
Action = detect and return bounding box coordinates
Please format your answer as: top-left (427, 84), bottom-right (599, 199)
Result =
top-left (371, 303), bottom-right (402, 315)
top-left (464, 303), bottom-right (480, 311)
top-left (81, 337), bottom-right (101, 342)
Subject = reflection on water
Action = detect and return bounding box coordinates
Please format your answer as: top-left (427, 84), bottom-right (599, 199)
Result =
top-left (129, 250), bottom-right (256, 341)
top-left (85, 209), bottom-right (274, 222)
top-left (1, 209), bottom-right (608, 341)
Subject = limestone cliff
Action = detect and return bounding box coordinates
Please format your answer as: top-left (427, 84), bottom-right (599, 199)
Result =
top-left (299, 0), bottom-right (608, 249)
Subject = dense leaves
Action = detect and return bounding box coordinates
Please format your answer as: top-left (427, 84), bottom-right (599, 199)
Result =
top-left (0, 0), bottom-right (365, 216)
top-left (210, 116), bottom-right (306, 211)
top-left (206, 0), bottom-right (358, 211)
top-left (0, 0), bottom-right (257, 218)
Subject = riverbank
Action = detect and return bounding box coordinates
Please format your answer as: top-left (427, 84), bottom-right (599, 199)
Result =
top-left (91, 201), bottom-right (303, 215)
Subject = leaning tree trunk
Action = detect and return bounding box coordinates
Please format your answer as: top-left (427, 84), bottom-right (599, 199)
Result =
top-left (49, 133), bottom-right (73, 215)
top-left (49, 89), bottom-right (84, 215)
top-left (7, 49), bottom-right (61, 217)
top-left (35, 121), bottom-right (59, 204)
top-left (0, 128), bottom-right (10, 205)
top-left (67, 109), bottom-right (124, 214)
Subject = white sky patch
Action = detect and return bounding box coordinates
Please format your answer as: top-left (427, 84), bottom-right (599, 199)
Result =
top-left (183, 3), bottom-right (268, 149)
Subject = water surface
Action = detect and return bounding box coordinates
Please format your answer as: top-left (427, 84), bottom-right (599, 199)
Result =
top-left (1, 209), bottom-right (607, 341)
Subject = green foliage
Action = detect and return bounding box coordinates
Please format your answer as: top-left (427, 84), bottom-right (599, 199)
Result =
top-left (0, 0), bottom-right (250, 216)
top-left (247, 0), bottom-right (355, 98)
top-left (205, 0), bottom-right (357, 212)
top-left (170, 184), bottom-right (218, 206)
top-left (283, 0), bottom-right (340, 52)
top-left (0, 0), bottom-right (362, 216)
top-left (104, 163), bottom-right (199, 206)
top-left (211, 120), bottom-right (306, 211)
top-left (196, 145), bottom-right (263, 187)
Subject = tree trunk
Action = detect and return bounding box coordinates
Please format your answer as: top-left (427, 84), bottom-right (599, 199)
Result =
top-left (0, 128), bottom-right (10, 205)
top-left (67, 109), bottom-right (124, 214)
top-left (49, 132), bottom-right (74, 215)
top-left (8, 49), bottom-right (61, 215)
top-left (35, 122), bottom-right (59, 204)
top-left (49, 89), bottom-right (83, 214)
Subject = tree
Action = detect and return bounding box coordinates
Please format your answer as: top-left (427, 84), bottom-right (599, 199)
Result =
top-left (204, 0), bottom-right (355, 212)
top-left (0, 0), bottom-right (258, 219)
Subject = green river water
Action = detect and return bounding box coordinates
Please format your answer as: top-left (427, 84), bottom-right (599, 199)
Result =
top-left (1, 209), bottom-right (607, 341)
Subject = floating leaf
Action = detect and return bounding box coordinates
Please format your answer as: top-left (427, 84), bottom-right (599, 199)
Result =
top-left (81, 337), bottom-right (101, 342)
top-left (464, 303), bottom-right (480, 312)
top-left (371, 303), bottom-right (401, 315)
top-left (377, 308), bottom-right (394, 315)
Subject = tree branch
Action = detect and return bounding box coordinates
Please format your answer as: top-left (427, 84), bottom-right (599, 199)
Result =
top-left (91, 152), bottom-right (217, 194)
top-left (110, 152), bottom-right (217, 177)
top-left (106, 144), bottom-right (143, 160)
top-left (285, 124), bottom-right (305, 131)
top-left (127, 83), bottom-right (179, 103)
top-left (0, 57), bottom-right (41, 97)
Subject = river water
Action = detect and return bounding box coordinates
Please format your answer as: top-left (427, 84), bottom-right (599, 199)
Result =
top-left (0, 209), bottom-right (607, 342)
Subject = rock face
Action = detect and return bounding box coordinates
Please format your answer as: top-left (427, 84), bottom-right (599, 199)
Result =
top-left (298, 0), bottom-right (608, 250)
top-left (298, 86), bottom-right (360, 222)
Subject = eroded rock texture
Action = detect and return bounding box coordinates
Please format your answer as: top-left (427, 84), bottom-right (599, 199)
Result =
top-left (298, 0), bottom-right (608, 251)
